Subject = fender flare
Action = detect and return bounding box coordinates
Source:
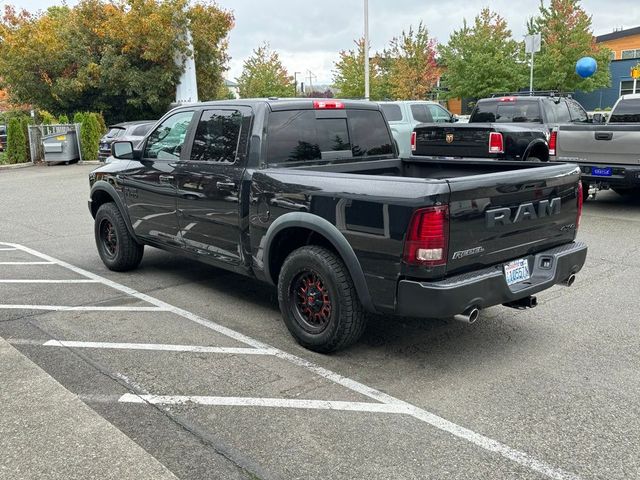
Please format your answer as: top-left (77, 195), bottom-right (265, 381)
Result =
top-left (262, 212), bottom-right (377, 314)
top-left (89, 180), bottom-right (138, 241)
top-left (523, 138), bottom-right (549, 161)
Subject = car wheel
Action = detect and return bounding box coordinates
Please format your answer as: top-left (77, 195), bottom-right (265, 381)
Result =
top-left (278, 246), bottom-right (366, 353)
top-left (527, 156), bottom-right (542, 162)
top-left (94, 202), bottom-right (144, 271)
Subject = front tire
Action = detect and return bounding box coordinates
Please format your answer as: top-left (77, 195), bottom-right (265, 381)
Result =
top-left (277, 246), bottom-right (366, 353)
top-left (94, 202), bottom-right (144, 271)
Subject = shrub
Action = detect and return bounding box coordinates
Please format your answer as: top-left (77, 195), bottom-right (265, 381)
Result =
top-left (6, 117), bottom-right (27, 164)
top-left (79, 112), bottom-right (101, 160)
top-left (39, 110), bottom-right (57, 125)
top-left (95, 112), bottom-right (107, 135)
top-left (20, 116), bottom-right (32, 162)
top-left (58, 114), bottom-right (70, 124)
top-left (73, 111), bottom-right (86, 125)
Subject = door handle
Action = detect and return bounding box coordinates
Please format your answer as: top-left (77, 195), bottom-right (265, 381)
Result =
top-left (594, 132), bottom-right (613, 141)
top-left (217, 182), bottom-right (236, 190)
top-left (159, 175), bottom-right (174, 183)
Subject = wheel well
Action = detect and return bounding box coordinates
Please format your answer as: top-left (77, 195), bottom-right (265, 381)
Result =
top-left (527, 143), bottom-right (549, 161)
top-left (90, 190), bottom-right (116, 218)
top-left (269, 227), bottom-right (338, 283)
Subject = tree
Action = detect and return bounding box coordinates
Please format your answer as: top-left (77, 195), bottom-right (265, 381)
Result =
top-left (332, 39), bottom-right (390, 100)
top-left (440, 8), bottom-right (527, 99)
top-left (0, 0), bottom-right (234, 122)
top-left (236, 44), bottom-right (292, 98)
top-left (79, 113), bottom-right (101, 160)
top-left (6, 117), bottom-right (27, 164)
top-left (384, 23), bottom-right (439, 100)
top-left (527, 0), bottom-right (610, 92)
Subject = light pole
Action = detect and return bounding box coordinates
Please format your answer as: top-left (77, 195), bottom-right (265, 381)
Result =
top-left (294, 72), bottom-right (301, 97)
top-left (364, 0), bottom-right (370, 100)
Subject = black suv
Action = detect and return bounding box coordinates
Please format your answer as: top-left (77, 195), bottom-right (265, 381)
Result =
top-left (413, 92), bottom-right (590, 162)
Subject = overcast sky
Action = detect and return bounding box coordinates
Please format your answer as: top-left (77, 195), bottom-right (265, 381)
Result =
top-left (3, 0), bottom-right (639, 84)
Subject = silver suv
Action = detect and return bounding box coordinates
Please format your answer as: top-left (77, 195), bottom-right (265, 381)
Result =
top-left (379, 101), bottom-right (457, 158)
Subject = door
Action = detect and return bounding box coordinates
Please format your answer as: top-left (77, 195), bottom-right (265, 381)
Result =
top-left (121, 110), bottom-right (195, 245)
top-left (175, 107), bottom-right (250, 266)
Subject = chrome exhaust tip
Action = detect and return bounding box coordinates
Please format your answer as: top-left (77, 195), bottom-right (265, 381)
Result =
top-left (563, 274), bottom-right (576, 287)
top-left (453, 307), bottom-right (480, 324)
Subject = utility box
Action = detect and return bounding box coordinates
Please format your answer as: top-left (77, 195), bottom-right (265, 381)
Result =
top-left (42, 129), bottom-right (80, 163)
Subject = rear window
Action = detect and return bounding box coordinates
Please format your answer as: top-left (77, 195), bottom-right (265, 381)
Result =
top-left (131, 123), bottom-right (153, 136)
top-left (380, 104), bottom-right (403, 122)
top-left (609, 99), bottom-right (640, 123)
top-left (106, 127), bottom-right (125, 138)
top-left (470, 100), bottom-right (542, 123)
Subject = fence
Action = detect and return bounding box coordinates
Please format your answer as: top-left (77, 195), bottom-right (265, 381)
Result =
top-left (27, 124), bottom-right (83, 163)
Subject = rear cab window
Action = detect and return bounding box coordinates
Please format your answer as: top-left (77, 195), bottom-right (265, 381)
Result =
top-left (266, 108), bottom-right (393, 165)
top-left (609, 98), bottom-right (640, 123)
top-left (470, 99), bottom-right (542, 123)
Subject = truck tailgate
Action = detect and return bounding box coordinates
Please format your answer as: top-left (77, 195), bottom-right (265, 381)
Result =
top-left (556, 125), bottom-right (640, 165)
top-left (414, 124), bottom-right (493, 158)
top-left (445, 163), bottom-right (581, 275)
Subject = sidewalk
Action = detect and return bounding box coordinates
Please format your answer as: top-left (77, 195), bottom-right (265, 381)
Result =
top-left (0, 337), bottom-right (178, 480)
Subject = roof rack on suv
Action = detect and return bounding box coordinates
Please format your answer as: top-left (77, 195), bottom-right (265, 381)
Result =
top-left (490, 91), bottom-right (573, 98)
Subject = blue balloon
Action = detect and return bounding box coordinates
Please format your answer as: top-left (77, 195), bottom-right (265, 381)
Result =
top-left (576, 57), bottom-right (597, 78)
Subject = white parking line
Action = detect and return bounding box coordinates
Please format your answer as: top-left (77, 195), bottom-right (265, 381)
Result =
top-left (0, 261), bottom-right (55, 265)
top-left (0, 305), bottom-right (168, 311)
top-left (119, 393), bottom-right (409, 414)
top-left (0, 279), bottom-right (100, 284)
top-left (43, 339), bottom-right (278, 355)
top-left (0, 247), bottom-right (18, 251)
top-left (0, 242), bottom-right (581, 480)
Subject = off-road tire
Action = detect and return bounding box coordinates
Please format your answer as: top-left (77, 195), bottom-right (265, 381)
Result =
top-left (278, 246), bottom-right (366, 353)
top-left (94, 202), bottom-right (144, 271)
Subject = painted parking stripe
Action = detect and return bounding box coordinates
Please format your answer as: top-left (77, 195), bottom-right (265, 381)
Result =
top-left (0, 242), bottom-right (581, 480)
top-left (0, 247), bottom-right (18, 251)
top-left (0, 279), bottom-right (100, 283)
top-left (43, 339), bottom-right (278, 355)
top-left (0, 261), bottom-right (55, 265)
top-left (0, 305), bottom-right (168, 311)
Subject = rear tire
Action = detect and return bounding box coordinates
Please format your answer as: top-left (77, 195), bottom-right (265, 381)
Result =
top-left (94, 202), bottom-right (144, 271)
top-left (527, 156), bottom-right (542, 162)
top-left (277, 246), bottom-right (366, 353)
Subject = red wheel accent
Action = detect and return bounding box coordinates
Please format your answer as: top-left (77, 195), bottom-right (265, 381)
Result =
top-left (292, 270), bottom-right (332, 331)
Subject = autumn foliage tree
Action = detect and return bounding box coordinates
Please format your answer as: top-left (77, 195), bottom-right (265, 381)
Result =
top-left (440, 8), bottom-right (527, 99)
top-left (332, 39), bottom-right (390, 100)
top-left (527, 0), bottom-right (610, 92)
top-left (0, 0), bottom-right (234, 122)
top-left (236, 44), bottom-right (293, 98)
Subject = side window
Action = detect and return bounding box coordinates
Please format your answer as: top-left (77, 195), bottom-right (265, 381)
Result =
top-left (410, 104), bottom-right (433, 123)
top-left (469, 103), bottom-right (496, 122)
top-left (567, 100), bottom-right (589, 123)
top-left (380, 104), bottom-right (403, 122)
top-left (348, 110), bottom-right (393, 157)
top-left (190, 109), bottom-right (242, 163)
top-left (428, 104), bottom-right (451, 123)
top-left (144, 111), bottom-right (194, 160)
top-left (551, 101), bottom-right (571, 123)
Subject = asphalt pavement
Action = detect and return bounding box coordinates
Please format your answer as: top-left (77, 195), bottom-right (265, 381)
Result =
top-left (0, 163), bottom-right (638, 479)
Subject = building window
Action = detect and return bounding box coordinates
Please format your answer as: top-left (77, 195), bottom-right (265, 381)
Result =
top-left (621, 49), bottom-right (640, 60)
top-left (620, 80), bottom-right (639, 96)
top-left (610, 51), bottom-right (616, 60)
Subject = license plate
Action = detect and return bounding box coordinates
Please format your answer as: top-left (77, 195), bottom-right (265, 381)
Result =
top-left (592, 167), bottom-right (612, 177)
top-left (504, 258), bottom-right (530, 286)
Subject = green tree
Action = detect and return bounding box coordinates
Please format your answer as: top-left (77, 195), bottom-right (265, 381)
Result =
top-left (20, 115), bottom-right (32, 161)
top-left (384, 23), bottom-right (439, 100)
top-left (58, 114), bottom-right (70, 124)
top-left (0, 0), bottom-right (234, 122)
top-left (6, 117), bottom-right (27, 164)
top-left (39, 110), bottom-right (57, 125)
top-left (440, 8), bottom-right (527, 99)
top-left (236, 44), bottom-right (292, 98)
top-left (332, 38), bottom-right (390, 100)
top-left (79, 113), bottom-right (101, 160)
top-left (527, 0), bottom-right (610, 92)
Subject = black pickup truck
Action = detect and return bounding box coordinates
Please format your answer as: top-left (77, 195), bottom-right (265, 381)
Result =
top-left (88, 99), bottom-right (587, 352)
top-left (412, 94), bottom-right (590, 162)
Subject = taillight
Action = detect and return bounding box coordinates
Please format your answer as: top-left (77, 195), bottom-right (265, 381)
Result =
top-left (410, 131), bottom-right (416, 152)
top-left (403, 205), bottom-right (449, 267)
top-left (549, 130), bottom-right (557, 156)
top-left (577, 182), bottom-right (583, 229)
top-left (489, 132), bottom-right (504, 154)
top-left (313, 100), bottom-right (344, 109)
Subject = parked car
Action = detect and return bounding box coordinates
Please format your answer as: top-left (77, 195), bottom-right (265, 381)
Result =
top-left (412, 92), bottom-right (590, 162)
top-left (551, 94), bottom-right (640, 198)
top-left (98, 120), bottom-right (155, 162)
top-left (379, 101), bottom-right (457, 158)
top-left (89, 98), bottom-right (587, 352)
top-left (0, 124), bottom-right (6, 151)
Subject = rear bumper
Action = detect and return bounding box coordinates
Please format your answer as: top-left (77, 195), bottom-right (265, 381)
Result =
top-left (396, 241), bottom-right (587, 318)
top-left (579, 163), bottom-right (640, 188)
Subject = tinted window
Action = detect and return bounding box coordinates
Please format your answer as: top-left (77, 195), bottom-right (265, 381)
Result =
top-left (267, 110), bottom-right (351, 164)
top-left (131, 123), bottom-right (153, 136)
top-left (410, 104), bottom-right (433, 123)
top-left (567, 100), bottom-right (588, 123)
top-left (190, 109), bottom-right (242, 163)
top-left (144, 111), bottom-right (194, 160)
top-left (469, 103), bottom-right (496, 122)
top-left (609, 98), bottom-right (640, 123)
top-left (428, 104), bottom-right (452, 123)
top-left (380, 104), bottom-right (403, 122)
top-left (348, 110), bottom-right (393, 157)
top-left (495, 102), bottom-right (541, 123)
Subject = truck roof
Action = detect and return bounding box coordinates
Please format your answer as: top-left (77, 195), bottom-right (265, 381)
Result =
top-left (171, 98), bottom-right (381, 112)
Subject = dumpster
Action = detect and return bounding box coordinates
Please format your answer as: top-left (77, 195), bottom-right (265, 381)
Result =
top-left (42, 129), bottom-right (80, 164)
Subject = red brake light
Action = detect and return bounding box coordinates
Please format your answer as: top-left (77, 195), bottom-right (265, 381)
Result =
top-left (410, 131), bottom-right (416, 152)
top-left (499, 97), bottom-right (516, 102)
top-left (489, 132), bottom-right (504, 154)
top-left (403, 205), bottom-right (449, 267)
top-left (313, 100), bottom-right (344, 110)
top-left (549, 130), bottom-right (557, 156)
top-left (577, 182), bottom-right (583, 229)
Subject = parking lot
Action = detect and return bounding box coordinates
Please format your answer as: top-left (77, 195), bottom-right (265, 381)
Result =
top-left (1, 163), bottom-right (639, 480)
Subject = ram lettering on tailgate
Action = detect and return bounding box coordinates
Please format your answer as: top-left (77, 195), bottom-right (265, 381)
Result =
top-left (485, 197), bottom-right (561, 228)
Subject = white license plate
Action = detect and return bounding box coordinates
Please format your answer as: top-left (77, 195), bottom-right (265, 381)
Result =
top-left (504, 258), bottom-right (530, 286)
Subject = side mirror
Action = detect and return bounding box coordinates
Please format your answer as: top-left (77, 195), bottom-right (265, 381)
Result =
top-left (112, 141), bottom-right (135, 160)
top-left (591, 113), bottom-right (604, 124)
top-left (451, 114), bottom-right (459, 123)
